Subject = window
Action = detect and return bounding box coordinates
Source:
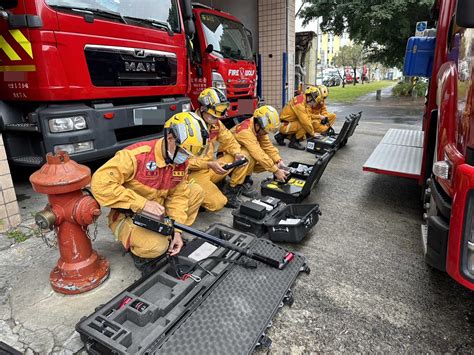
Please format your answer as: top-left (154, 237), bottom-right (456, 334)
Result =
top-left (46, 0), bottom-right (181, 32)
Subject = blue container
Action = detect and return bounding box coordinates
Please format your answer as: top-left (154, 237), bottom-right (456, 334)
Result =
top-left (403, 37), bottom-right (436, 77)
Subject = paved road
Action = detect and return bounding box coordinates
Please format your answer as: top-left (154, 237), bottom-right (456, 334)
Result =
top-left (0, 89), bottom-right (473, 353)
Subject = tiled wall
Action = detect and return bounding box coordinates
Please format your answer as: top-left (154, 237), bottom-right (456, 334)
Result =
top-left (0, 135), bottom-right (20, 232)
top-left (258, 0), bottom-right (295, 111)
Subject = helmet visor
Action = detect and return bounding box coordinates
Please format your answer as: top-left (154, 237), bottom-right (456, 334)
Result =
top-left (211, 102), bottom-right (230, 117)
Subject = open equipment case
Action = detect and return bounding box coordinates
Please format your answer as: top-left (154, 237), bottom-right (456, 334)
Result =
top-left (76, 224), bottom-right (309, 354)
top-left (260, 151), bottom-right (334, 203)
top-left (306, 112), bottom-right (362, 155)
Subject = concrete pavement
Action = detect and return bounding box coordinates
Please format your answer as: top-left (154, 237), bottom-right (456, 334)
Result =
top-left (0, 89), bottom-right (473, 354)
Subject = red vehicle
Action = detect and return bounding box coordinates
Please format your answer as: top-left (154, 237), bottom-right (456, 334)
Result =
top-left (0, 0), bottom-right (195, 166)
top-left (189, 3), bottom-right (258, 125)
top-left (363, 0), bottom-right (474, 289)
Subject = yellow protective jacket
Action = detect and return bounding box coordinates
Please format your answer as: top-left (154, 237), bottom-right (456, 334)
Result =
top-left (188, 116), bottom-right (241, 170)
top-left (91, 138), bottom-right (191, 225)
top-left (280, 94), bottom-right (315, 136)
top-left (231, 117), bottom-right (281, 173)
top-left (311, 100), bottom-right (337, 133)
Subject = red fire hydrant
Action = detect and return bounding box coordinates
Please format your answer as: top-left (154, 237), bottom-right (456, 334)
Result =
top-left (30, 151), bottom-right (109, 294)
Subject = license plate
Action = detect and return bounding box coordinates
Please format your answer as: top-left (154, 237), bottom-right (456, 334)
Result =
top-left (237, 99), bottom-right (255, 115)
top-left (306, 142), bottom-right (315, 150)
top-left (133, 107), bottom-right (166, 125)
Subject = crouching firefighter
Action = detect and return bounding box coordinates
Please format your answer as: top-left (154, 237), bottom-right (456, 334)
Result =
top-left (313, 84), bottom-right (336, 134)
top-left (275, 86), bottom-right (334, 150)
top-left (188, 88), bottom-right (256, 210)
top-left (91, 112), bottom-right (209, 273)
top-left (232, 105), bottom-right (290, 183)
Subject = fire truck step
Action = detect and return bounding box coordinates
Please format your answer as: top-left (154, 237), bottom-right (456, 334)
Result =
top-left (363, 142), bottom-right (422, 179)
top-left (3, 123), bottom-right (39, 132)
top-left (379, 128), bottom-right (424, 147)
top-left (11, 155), bottom-right (44, 167)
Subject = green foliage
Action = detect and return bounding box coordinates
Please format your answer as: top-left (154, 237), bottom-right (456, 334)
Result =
top-left (328, 80), bottom-right (393, 103)
top-left (5, 225), bottom-right (42, 244)
top-left (6, 228), bottom-right (31, 243)
top-left (300, 0), bottom-right (433, 67)
top-left (392, 80), bottom-right (428, 96)
top-left (334, 44), bottom-right (365, 68)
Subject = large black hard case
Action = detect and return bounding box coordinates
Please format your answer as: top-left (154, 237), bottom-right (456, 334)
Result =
top-left (306, 112), bottom-right (362, 155)
top-left (260, 151), bottom-right (333, 203)
top-left (76, 224), bottom-right (308, 354)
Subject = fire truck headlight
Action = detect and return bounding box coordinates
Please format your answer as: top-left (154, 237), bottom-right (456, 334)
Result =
top-left (433, 160), bottom-right (452, 180)
top-left (49, 116), bottom-right (87, 133)
top-left (212, 72), bottom-right (227, 95)
top-left (182, 103), bottom-right (191, 112)
top-left (54, 141), bottom-right (94, 154)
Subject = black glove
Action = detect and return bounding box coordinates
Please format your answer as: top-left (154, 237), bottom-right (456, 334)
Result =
top-left (320, 117), bottom-right (329, 125)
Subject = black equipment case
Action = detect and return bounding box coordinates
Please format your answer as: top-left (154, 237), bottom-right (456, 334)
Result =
top-left (265, 204), bottom-right (321, 243)
top-left (232, 197), bottom-right (285, 236)
top-left (306, 112), bottom-right (362, 155)
top-left (76, 224), bottom-right (309, 354)
top-left (260, 151), bottom-right (334, 203)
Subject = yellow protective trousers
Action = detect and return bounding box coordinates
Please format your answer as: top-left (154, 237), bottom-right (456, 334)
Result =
top-left (279, 121), bottom-right (308, 140)
top-left (108, 182), bottom-right (203, 259)
top-left (189, 150), bottom-right (251, 212)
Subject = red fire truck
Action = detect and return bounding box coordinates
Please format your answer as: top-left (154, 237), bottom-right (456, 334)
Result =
top-left (0, 0), bottom-right (256, 167)
top-left (189, 3), bottom-right (258, 125)
top-left (363, 0), bottom-right (474, 290)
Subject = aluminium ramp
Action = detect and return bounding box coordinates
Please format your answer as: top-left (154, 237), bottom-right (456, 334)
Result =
top-left (363, 128), bottom-right (424, 179)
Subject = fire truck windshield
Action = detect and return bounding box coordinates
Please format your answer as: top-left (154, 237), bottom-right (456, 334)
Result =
top-left (46, 0), bottom-right (180, 32)
top-left (200, 12), bottom-right (253, 61)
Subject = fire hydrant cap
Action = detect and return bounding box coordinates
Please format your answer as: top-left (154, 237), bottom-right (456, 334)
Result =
top-left (30, 151), bottom-right (92, 195)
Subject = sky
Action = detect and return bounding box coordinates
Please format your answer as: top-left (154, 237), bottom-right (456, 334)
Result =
top-left (295, 0), bottom-right (319, 32)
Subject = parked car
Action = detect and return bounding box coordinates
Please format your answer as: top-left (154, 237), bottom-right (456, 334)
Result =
top-left (323, 75), bottom-right (341, 87)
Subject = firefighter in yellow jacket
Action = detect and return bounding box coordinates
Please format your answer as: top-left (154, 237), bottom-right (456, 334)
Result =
top-left (91, 112), bottom-right (209, 273)
top-left (275, 86), bottom-right (336, 150)
top-left (314, 84), bottom-right (337, 133)
top-left (232, 105), bottom-right (289, 182)
top-left (189, 88), bottom-right (256, 211)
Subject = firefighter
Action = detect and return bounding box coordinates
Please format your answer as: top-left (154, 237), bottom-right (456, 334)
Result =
top-left (314, 84), bottom-right (337, 133)
top-left (91, 112), bottom-right (209, 273)
top-left (189, 88), bottom-right (256, 211)
top-left (232, 105), bottom-right (289, 182)
top-left (274, 86), bottom-right (325, 150)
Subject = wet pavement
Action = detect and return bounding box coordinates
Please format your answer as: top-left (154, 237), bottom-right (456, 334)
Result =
top-left (0, 87), bottom-right (473, 354)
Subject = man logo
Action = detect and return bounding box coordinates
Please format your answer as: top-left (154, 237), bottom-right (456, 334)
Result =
top-left (134, 49), bottom-right (146, 58)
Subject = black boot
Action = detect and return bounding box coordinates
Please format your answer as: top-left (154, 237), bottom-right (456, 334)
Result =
top-left (240, 180), bottom-right (259, 198)
top-left (274, 133), bottom-right (287, 146)
top-left (288, 135), bottom-right (305, 151)
top-left (131, 253), bottom-right (167, 277)
top-left (222, 184), bottom-right (242, 209)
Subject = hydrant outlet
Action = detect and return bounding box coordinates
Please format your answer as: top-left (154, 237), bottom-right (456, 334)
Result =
top-left (73, 195), bottom-right (101, 226)
top-left (35, 209), bottom-right (56, 230)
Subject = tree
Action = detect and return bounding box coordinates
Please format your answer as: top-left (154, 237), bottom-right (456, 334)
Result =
top-left (300, 0), bottom-right (432, 67)
top-left (334, 44), bottom-right (364, 86)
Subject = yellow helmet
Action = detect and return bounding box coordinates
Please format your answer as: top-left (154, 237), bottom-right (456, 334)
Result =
top-left (305, 85), bottom-right (323, 104)
top-left (164, 112), bottom-right (209, 156)
top-left (197, 87), bottom-right (230, 118)
top-left (253, 105), bottom-right (280, 134)
top-left (318, 84), bottom-right (329, 99)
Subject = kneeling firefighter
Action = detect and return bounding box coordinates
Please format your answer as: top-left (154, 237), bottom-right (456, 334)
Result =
top-left (188, 88), bottom-right (256, 211)
top-left (313, 84), bottom-right (337, 133)
top-left (275, 86), bottom-right (335, 150)
top-left (232, 105), bottom-right (290, 183)
top-left (91, 112), bottom-right (209, 273)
